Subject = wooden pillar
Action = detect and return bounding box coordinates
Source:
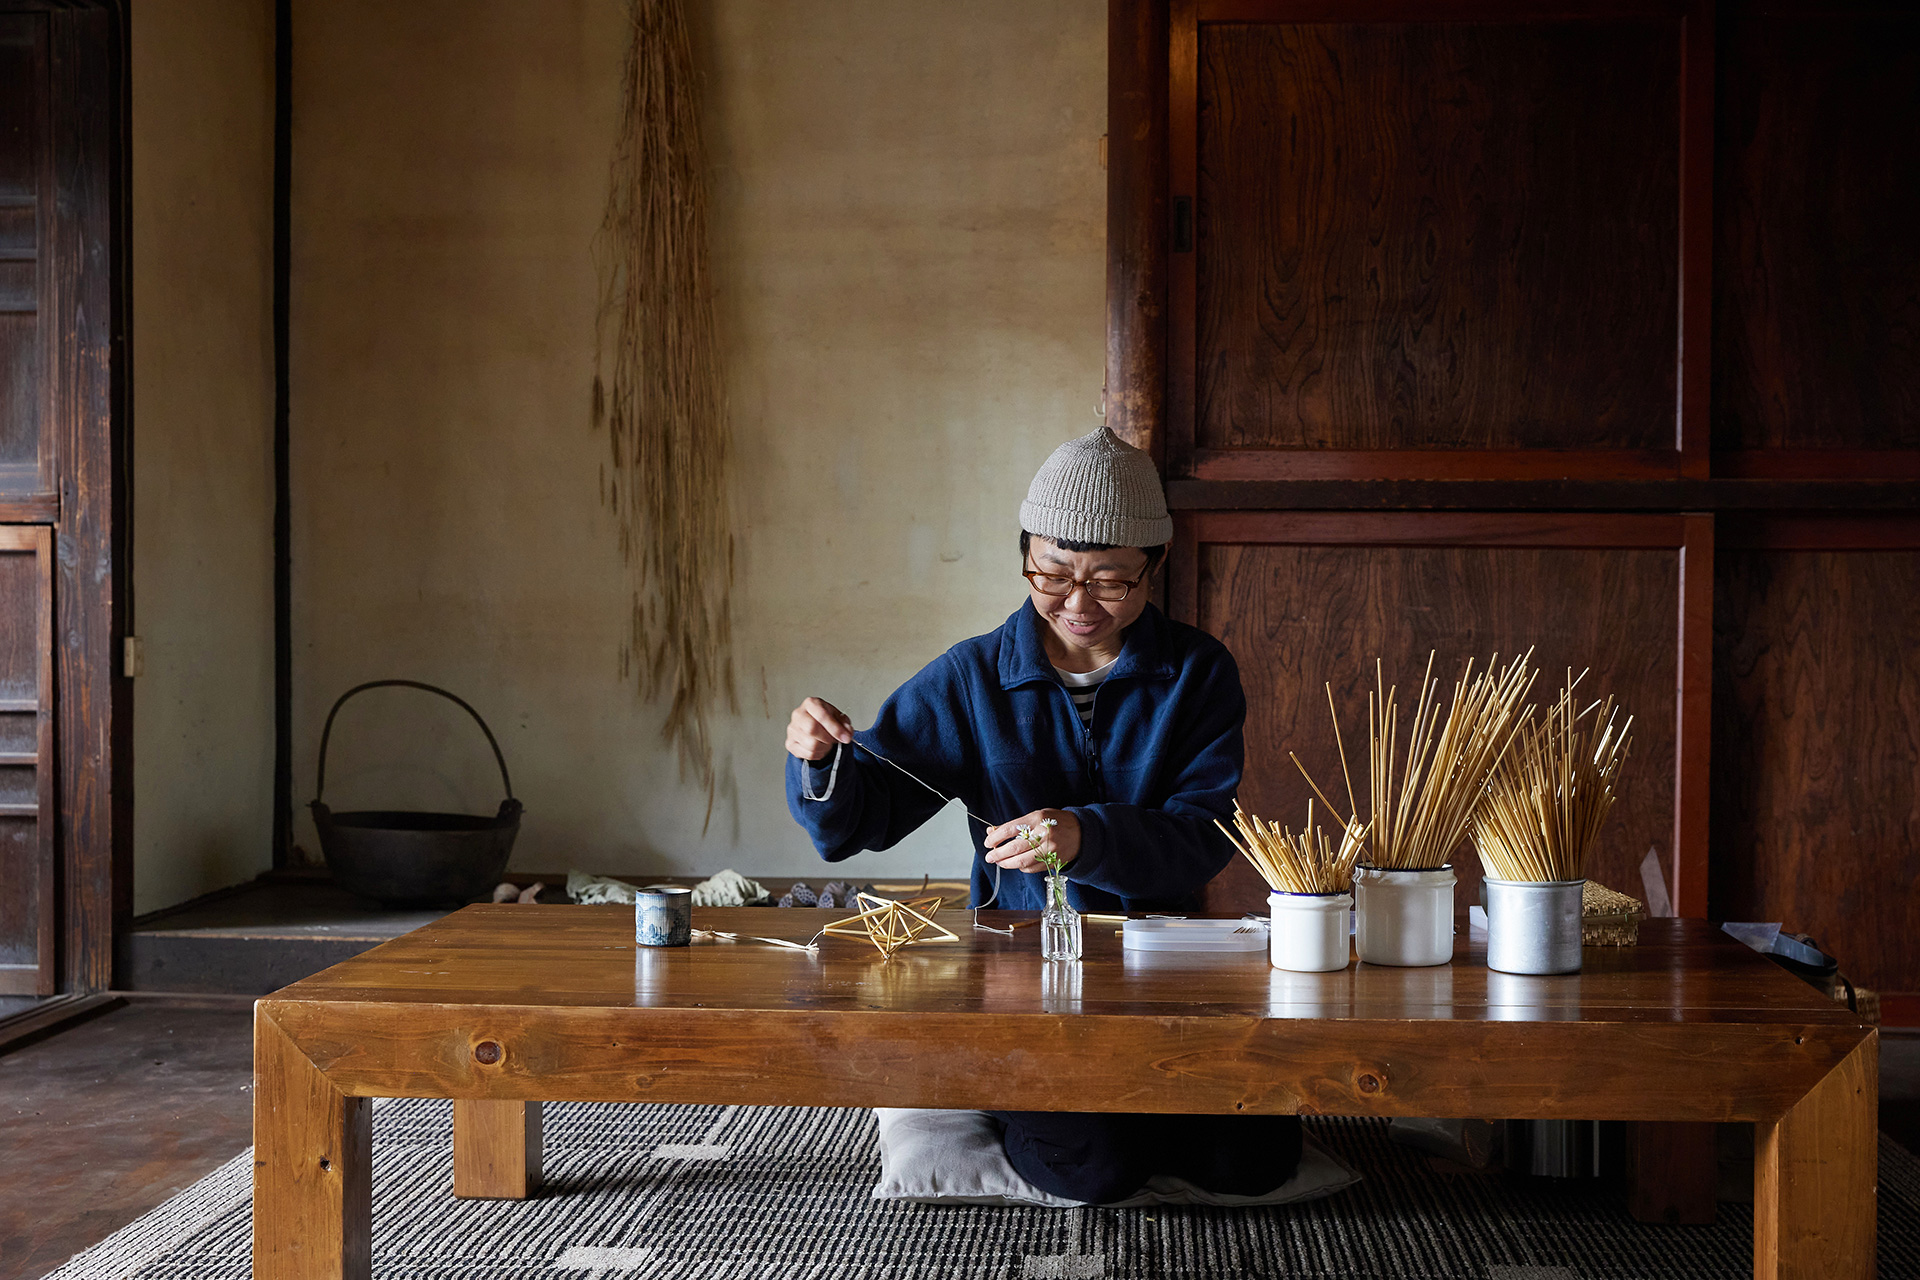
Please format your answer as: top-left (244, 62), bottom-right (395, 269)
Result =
top-left (1674, 512), bottom-right (1714, 917)
top-left (253, 1009), bottom-right (372, 1280)
top-left (1755, 1035), bottom-right (1878, 1279)
top-left (1106, 0), bottom-right (1169, 468)
top-left (453, 1100), bottom-right (544, 1199)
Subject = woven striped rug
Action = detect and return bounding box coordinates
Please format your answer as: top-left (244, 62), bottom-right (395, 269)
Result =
top-left (42, 1100), bottom-right (1920, 1280)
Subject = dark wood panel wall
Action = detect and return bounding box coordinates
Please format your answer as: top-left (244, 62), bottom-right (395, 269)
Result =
top-left (1712, 12), bottom-right (1920, 457)
top-left (1108, 0), bottom-right (1920, 1009)
top-left (1195, 21), bottom-right (1678, 454)
top-left (1712, 522), bottom-right (1920, 995)
top-left (1184, 516), bottom-right (1685, 918)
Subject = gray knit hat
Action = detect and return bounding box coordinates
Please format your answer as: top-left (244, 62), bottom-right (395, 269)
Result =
top-left (1019, 426), bottom-right (1173, 548)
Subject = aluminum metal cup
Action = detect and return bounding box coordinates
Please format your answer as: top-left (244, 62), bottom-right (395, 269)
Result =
top-left (635, 887), bottom-right (693, 947)
top-left (1484, 878), bottom-right (1584, 975)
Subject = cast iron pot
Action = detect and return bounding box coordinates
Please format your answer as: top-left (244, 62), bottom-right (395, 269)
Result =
top-left (310, 680), bottom-right (522, 907)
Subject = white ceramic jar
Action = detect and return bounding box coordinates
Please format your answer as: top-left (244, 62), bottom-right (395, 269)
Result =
top-left (1354, 865), bottom-right (1457, 966)
top-left (1268, 890), bottom-right (1353, 972)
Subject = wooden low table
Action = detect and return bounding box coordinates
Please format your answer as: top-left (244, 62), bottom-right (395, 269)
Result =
top-left (253, 907), bottom-right (1876, 1280)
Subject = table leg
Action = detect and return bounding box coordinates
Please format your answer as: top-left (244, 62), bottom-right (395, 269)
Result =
top-left (253, 1009), bottom-right (372, 1280)
top-left (1755, 1034), bottom-right (1878, 1280)
top-left (453, 1100), bottom-right (544, 1199)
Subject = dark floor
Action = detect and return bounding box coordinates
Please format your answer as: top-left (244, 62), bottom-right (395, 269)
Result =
top-left (0, 999), bottom-right (255, 1280)
top-left (1, 1005), bottom-right (1913, 1280)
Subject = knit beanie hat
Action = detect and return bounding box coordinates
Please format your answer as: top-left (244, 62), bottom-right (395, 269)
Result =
top-left (1019, 426), bottom-right (1173, 548)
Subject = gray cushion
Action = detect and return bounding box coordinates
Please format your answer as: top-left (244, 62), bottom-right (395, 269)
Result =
top-left (871, 1108), bottom-right (1360, 1208)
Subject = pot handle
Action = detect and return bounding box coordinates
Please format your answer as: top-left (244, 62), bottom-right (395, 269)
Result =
top-left (312, 680), bottom-right (516, 806)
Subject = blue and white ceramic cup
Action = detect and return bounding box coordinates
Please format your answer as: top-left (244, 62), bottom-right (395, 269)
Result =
top-left (635, 887), bottom-right (693, 947)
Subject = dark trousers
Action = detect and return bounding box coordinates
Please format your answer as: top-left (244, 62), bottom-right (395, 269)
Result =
top-left (988, 1110), bottom-right (1303, 1204)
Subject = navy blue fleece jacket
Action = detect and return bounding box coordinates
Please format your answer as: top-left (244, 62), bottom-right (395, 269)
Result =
top-left (784, 602), bottom-right (1245, 912)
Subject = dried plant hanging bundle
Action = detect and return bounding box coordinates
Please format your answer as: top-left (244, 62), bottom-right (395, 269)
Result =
top-left (1296, 652), bottom-right (1538, 872)
top-left (1216, 800), bottom-right (1368, 895)
top-left (594, 0), bottom-right (736, 822)
top-left (1473, 673), bottom-right (1633, 883)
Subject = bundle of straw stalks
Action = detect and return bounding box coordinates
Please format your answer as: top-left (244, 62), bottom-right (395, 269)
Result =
top-left (1216, 801), bottom-right (1368, 895)
top-left (1473, 675), bottom-right (1633, 882)
top-left (593, 0), bottom-right (736, 818)
top-left (1294, 652), bottom-right (1537, 871)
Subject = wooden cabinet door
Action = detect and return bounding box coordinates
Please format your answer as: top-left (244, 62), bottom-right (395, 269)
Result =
top-left (1165, 0), bottom-right (1709, 482)
top-left (0, 525), bottom-right (52, 994)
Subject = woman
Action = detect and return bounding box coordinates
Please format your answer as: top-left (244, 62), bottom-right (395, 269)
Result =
top-left (785, 426), bottom-right (1300, 1203)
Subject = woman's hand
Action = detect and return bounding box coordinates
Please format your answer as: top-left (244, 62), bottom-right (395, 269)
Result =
top-left (983, 809), bottom-right (1080, 873)
top-left (786, 697), bottom-right (854, 761)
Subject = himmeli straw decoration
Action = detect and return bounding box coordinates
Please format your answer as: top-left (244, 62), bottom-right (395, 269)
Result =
top-left (1473, 673), bottom-right (1633, 882)
top-left (1217, 800), bottom-right (1368, 895)
top-left (1295, 652), bottom-right (1538, 872)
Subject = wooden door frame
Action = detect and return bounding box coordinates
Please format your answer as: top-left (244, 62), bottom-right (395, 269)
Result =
top-left (2, 0), bottom-right (132, 994)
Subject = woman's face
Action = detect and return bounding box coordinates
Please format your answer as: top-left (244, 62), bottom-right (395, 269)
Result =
top-left (1025, 536), bottom-right (1154, 665)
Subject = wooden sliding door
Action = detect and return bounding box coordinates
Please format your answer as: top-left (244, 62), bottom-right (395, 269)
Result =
top-left (0, 527), bottom-right (53, 994)
top-left (0, 2), bottom-right (127, 995)
top-left (0, 11), bottom-right (60, 512)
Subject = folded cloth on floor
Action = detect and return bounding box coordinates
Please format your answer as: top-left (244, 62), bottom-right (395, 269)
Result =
top-left (687, 869), bottom-right (771, 907)
top-left (870, 1109), bottom-right (1359, 1208)
top-left (566, 869), bottom-right (772, 908)
top-left (780, 882), bottom-right (819, 908)
top-left (567, 870), bottom-right (640, 905)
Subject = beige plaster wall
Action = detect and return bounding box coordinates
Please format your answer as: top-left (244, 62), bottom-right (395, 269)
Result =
top-left (290, 0), bottom-right (1106, 879)
top-left (130, 0), bottom-right (278, 914)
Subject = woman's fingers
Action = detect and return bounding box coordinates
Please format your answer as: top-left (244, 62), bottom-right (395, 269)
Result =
top-left (801, 697), bottom-right (855, 744)
top-left (984, 811), bottom-right (1043, 850)
top-left (983, 812), bottom-right (1063, 871)
top-left (786, 698), bottom-right (852, 761)
top-left (983, 810), bottom-right (1078, 876)
top-left (984, 844), bottom-right (1034, 871)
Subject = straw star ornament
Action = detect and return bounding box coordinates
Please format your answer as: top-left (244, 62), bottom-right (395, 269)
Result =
top-left (820, 894), bottom-right (959, 959)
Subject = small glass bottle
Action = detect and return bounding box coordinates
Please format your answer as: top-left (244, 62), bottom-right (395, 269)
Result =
top-left (1041, 871), bottom-right (1082, 962)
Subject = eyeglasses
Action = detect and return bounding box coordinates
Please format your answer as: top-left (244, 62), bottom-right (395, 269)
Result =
top-left (1022, 560), bottom-right (1150, 603)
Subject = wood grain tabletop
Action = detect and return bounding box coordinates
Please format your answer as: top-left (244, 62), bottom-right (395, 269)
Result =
top-left (271, 906), bottom-right (1858, 1027)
